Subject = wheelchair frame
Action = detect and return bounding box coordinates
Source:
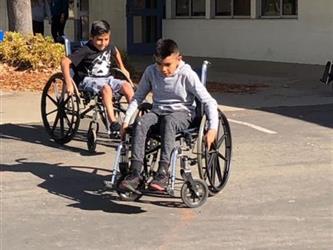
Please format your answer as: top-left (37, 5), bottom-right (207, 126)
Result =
top-left (105, 61), bottom-right (232, 208)
top-left (41, 37), bottom-right (131, 152)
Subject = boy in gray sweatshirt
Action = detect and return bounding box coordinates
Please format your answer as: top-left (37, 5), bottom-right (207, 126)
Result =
top-left (120, 39), bottom-right (218, 192)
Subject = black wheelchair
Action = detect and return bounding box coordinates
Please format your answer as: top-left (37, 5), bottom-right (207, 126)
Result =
top-left (320, 60), bottom-right (333, 90)
top-left (105, 61), bottom-right (232, 208)
top-left (41, 37), bottom-right (134, 152)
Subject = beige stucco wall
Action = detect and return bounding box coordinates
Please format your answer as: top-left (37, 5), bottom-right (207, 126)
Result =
top-left (88, 0), bottom-right (127, 51)
top-left (163, 0), bottom-right (333, 65)
top-left (0, 0), bottom-right (8, 32)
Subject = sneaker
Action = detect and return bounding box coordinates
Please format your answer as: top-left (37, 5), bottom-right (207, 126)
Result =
top-left (119, 174), bottom-right (141, 192)
top-left (149, 173), bottom-right (169, 191)
top-left (110, 121), bottom-right (121, 132)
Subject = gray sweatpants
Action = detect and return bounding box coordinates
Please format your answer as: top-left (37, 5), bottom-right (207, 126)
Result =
top-left (131, 111), bottom-right (193, 172)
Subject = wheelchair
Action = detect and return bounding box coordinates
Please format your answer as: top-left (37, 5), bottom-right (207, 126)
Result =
top-left (41, 37), bottom-right (134, 152)
top-left (105, 61), bottom-right (232, 208)
top-left (320, 60), bottom-right (333, 90)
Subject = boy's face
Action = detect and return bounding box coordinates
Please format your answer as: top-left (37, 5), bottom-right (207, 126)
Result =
top-left (155, 53), bottom-right (182, 77)
top-left (91, 32), bottom-right (110, 51)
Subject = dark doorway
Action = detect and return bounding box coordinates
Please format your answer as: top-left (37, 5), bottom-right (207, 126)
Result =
top-left (127, 0), bottom-right (164, 54)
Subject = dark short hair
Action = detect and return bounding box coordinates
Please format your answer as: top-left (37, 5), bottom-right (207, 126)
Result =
top-left (154, 39), bottom-right (179, 59)
top-left (90, 20), bottom-right (111, 37)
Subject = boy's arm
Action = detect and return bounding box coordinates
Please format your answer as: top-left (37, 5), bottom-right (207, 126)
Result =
top-left (61, 56), bottom-right (74, 95)
top-left (114, 47), bottom-right (131, 80)
top-left (187, 71), bottom-right (219, 149)
top-left (122, 68), bottom-right (152, 125)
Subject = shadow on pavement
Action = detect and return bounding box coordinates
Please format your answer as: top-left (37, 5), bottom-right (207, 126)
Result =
top-left (0, 123), bottom-right (118, 155)
top-left (259, 104), bottom-right (333, 129)
top-left (1, 158), bottom-right (146, 214)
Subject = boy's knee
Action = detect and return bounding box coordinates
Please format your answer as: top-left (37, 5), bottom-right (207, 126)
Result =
top-left (121, 81), bottom-right (132, 91)
top-left (163, 118), bottom-right (177, 130)
top-left (101, 85), bottom-right (112, 95)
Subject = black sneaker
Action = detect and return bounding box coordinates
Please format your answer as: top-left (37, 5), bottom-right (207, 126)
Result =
top-left (149, 173), bottom-right (169, 191)
top-left (119, 174), bottom-right (141, 192)
top-left (110, 121), bottom-right (121, 132)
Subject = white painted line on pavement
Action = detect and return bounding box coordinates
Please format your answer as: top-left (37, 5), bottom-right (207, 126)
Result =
top-left (228, 118), bottom-right (277, 134)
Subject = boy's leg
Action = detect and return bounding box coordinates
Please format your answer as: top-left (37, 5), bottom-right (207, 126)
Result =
top-left (120, 112), bottom-right (159, 191)
top-left (120, 81), bottom-right (134, 103)
top-left (150, 111), bottom-right (192, 191)
top-left (101, 84), bottom-right (117, 124)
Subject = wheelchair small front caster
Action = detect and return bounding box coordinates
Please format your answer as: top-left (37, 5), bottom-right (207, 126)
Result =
top-left (181, 179), bottom-right (208, 208)
top-left (87, 128), bottom-right (97, 152)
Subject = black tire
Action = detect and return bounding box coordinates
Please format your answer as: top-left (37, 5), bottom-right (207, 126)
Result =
top-left (181, 179), bottom-right (208, 208)
top-left (87, 128), bottom-right (97, 153)
top-left (197, 109), bottom-right (232, 194)
top-left (41, 73), bottom-right (80, 144)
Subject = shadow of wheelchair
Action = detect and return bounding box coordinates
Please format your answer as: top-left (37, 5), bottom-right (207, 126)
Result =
top-left (1, 158), bottom-right (146, 214)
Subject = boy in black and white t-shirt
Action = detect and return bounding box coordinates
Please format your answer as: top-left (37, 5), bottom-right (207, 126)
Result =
top-left (61, 20), bottom-right (134, 132)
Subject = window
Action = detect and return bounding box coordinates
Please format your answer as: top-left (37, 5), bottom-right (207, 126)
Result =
top-left (175, 0), bottom-right (205, 17)
top-left (215, 0), bottom-right (251, 17)
top-left (261, 0), bottom-right (298, 17)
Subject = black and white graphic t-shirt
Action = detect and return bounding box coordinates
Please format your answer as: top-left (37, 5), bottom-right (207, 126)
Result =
top-left (69, 41), bottom-right (117, 83)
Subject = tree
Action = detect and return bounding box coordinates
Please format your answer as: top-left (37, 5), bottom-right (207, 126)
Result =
top-left (7, 0), bottom-right (33, 35)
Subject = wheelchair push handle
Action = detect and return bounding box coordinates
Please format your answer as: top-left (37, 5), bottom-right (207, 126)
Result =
top-left (201, 60), bottom-right (211, 87)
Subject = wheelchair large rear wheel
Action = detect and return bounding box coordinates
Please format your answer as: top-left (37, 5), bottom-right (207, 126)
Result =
top-left (197, 110), bottom-right (232, 194)
top-left (41, 72), bottom-right (80, 144)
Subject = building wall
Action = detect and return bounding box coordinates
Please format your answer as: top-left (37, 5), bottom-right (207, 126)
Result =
top-left (88, 0), bottom-right (127, 51)
top-left (0, 0), bottom-right (8, 32)
top-left (163, 0), bottom-right (333, 65)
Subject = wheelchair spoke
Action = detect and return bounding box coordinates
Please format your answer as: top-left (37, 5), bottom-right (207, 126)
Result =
top-left (63, 112), bottom-right (72, 128)
top-left (210, 155), bottom-right (217, 185)
top-left (207, 153), bottom-right (216, 175)
top-left (216, 134), bottom-right (226, 148)
top-left (45, 108), bottom-right (58, 117)
top-left (51, 111), bottom-right (60, 133)
top-left (46, 93), bottom-right (58, 106)
top-left (62, 95), bottom-right (71, 106)
top-left (59, 113), bottom-right (65, 137)
top-left (217, 151), bottom-right (228, 162)
top-left (215, 156), bottom-right (223, 183)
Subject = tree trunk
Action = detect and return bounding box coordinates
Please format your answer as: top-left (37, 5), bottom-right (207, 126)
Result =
top-left (7, 0), bottom-right (33, 35)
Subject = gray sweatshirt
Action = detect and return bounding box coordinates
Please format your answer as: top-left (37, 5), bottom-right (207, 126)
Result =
top-left (124, 61), bottom-right (219, 130)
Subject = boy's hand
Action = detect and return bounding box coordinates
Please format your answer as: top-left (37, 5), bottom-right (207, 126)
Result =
top-left (205, 129), bottom-right (217, 150)
top-left (66, 82), bottom-right (74, 96)
top-left (120, 122), bottom-right (129, 140)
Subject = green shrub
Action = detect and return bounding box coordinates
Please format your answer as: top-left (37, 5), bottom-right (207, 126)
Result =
top-left (0, 32), bottom-right (64, 70)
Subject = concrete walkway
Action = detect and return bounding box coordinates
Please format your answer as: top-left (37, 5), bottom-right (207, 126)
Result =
top-left (1, 57), bottom-right (332, 125)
